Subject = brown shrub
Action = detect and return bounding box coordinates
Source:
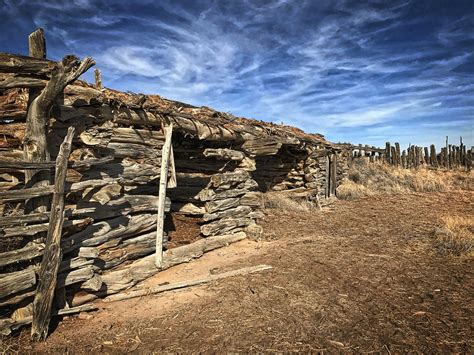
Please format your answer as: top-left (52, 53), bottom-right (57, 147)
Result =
top-left (434, 216), bottom-right (474, 256)
top-left (262, 192), bottom-right (318, 212)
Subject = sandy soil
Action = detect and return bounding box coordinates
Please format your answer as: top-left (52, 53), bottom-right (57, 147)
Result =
top-left (2, 191), bottom-right (473, 353)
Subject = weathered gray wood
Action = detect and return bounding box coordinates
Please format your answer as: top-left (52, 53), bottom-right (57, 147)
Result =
top-left (94, 68), bottom-right (102, 90)
top-left (24, 53), bottom-right (94, 213)
top-left (205, 197), bottom-right (240, 213)
top-left (31, 127), bottom-right (74, 341)
top-left (0, 185), bottom-right (54, 202)
top-left (430, 144), bottom-right (438, 167)
top-left (203, 148), bottom-right (245, 161)
top-left (0, 245), bottom-right (44, 268)
top-left (395, 143), bottom-right (401, 166)
top-left (105, 264), bottom-right (272, 303)
top-left (0, 303), bottom-right (97, 336)
top-left (156, 124), bottom-right (173, 268)
top-left (200, 217), bottom-right (253, 236)
top-left (0, 268), bottom-right (36, 299)
top-left (0, 211), bottom-right (49, 226)
top-left (203, 205), bottom-right (252, 222)
top-left (385, 142), bottom-right (391, 164)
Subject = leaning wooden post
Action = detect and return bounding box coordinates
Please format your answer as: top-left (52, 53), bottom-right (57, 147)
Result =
top-left (155, 124), bottom-right (174, 268)
top-left (445, 136), bottom-right (450, 169)
top-left (31, 127), bottom-right (75, 341)
top-left (390, 146), bottom-right (396, 166)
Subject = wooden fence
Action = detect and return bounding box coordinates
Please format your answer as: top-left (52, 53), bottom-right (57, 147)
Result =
top-left (348, 138), bottom-right (472, 170)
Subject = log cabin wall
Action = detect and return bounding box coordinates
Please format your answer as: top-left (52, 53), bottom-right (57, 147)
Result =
top-left (0, 50), bottom-right (342, 334)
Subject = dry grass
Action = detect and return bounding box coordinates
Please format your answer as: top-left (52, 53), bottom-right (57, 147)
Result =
top-left (262, 192), bottom-right (318, 212)
top-left (337, 158), bottom-right (473, 200)
top-left (434, 215), bottom-right (474, 256)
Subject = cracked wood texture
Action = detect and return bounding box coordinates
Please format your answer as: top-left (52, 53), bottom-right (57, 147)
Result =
top-left (31, 127), bottom-right (74, 341)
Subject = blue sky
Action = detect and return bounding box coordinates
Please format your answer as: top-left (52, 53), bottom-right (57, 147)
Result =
top-left (1, 0), bottom-right (473, 148)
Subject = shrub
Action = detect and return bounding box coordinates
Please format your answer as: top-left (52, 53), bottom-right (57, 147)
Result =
top-left (434, 216), bottom-right (474, 256)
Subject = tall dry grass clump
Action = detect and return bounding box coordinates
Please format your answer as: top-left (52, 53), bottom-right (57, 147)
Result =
top-left (337, 158), bottom-right (472, 200)
top-left (434, 215), bottom-right (474, 256)
top-left (262, 192), bottom-right (319, 212)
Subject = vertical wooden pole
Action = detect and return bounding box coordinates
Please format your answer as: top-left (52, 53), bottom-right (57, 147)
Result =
top-left (395, 143), bottom-right (401, 166)
top-left (330, 154), bottom-right (337, 196)
top-left (401, 150), bottom-right (407, 168)
top-left (155, 124), bottom-right (173, 268)
top-left (385, 142), bottom-right (391, 164)
top-left (423, 147), bottom-right (429, 164)
top-left (94, 68), bottom-right (103, 90)
top-left (446, 136), bottom-right (449, 169)
top-left (25, 28), bottom-right (50, 213)
top-left (390, 146), bottom-right (396, 166)
top-left (31, 127), bottom-right (75, 341)
top-left (430, 144), bottom-right (438, 167)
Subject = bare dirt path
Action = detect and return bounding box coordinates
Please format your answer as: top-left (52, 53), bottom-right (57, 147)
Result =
top-left (2, 191), bottom-right (473, 353)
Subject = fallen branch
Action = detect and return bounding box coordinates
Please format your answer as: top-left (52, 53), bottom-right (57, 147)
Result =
top-left (104, 264), bottom-right (273, 303)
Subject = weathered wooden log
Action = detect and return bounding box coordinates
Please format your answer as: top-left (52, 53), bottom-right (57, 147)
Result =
top-left (205, 197), bottom-right (240, 213)
top-left (0, 184), bottom-right (54, 203)
top-left (242, 138), bottom-right (282, 155)
top-left (0, 303), bottom-right (97, 336)
top-left (208, 169), bottom-right (249, 189)
top-left (31, 127), bottom-right (74, 341)
top-left (105, 264), bottom-right (272, 303)
top-left (2, 218), bottom-right (91, 238)
top-left (240, 192), bottom-right (263, 208)
top-left (395, 143), bottom-right (401, 166)
top-left (200, 217), bottom-right (253, 236)
top-left (424, 147), bottom-right (429, 164)
top-left (94, 68), bottom-right (102, 90)
top-left (0, 245), bottom-right (44, 268)
top-left (0, 268), bottom-right (36, 299)
top-left (0, 211), bottom-right (49, 227)
top-left (385, 142), bottom-right (391, 164)
top-left (430, 144), bottom-right (438, 167)
top-left (203, 148), bottom-right (245, 161)
top-left (0, 53), bottom-right (55, 77)
top-left (61, 213), bottom-right (158, 254)
top-left (70, 231), bottom-right (248, 306)
top-left (203, 205), bottom-right (252, 222)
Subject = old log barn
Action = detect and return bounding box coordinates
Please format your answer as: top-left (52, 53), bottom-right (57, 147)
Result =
top-left (0, 30), bottom-right (350, 338)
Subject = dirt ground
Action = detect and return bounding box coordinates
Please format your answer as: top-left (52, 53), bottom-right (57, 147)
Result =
top-left (2, 191), bottom-right (473, 353)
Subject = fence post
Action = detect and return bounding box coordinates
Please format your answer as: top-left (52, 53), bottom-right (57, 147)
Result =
top-left (385, 142), bottom-right (391, 164)
top-left (155, 124), bottom-right (174, 268)
top-left (430, 144), bottom-right (437, 167)
top-left (31, 127), bottom-right (75, 341)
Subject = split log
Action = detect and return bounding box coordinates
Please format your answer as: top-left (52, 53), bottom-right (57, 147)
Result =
top-left (203, 205), bottom-right (252, 222)
top-left (0, 268), bottom-right (36, 299)
top-left (200, 217), bottom-right (253, 236)
top-left (0, 211), bottom-right (49, 227)
top-left (0, 184), bottom-right (54, 203)
top-left (0, 53), bottom-right (55, 77)
top-left (242, 138), bottom-right (282, 155)
top-left (0, 245), bottom-right (44, 268)
top-left (70, 232), bottom-right (248, 305)
top-left (105, 264), bottom-right (272, 303)
top-left (208, 169), bottom-right (249, 189)
top-left (203, 148), bottom-right (245, 161)
top-left (205, 197), bottom-right (240, 213)
top-left (0, 303), bottom-right (97, 336)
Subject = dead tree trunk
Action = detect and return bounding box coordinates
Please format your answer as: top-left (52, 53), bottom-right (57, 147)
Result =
top-left (31, 127), bottom-right (75, 341)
